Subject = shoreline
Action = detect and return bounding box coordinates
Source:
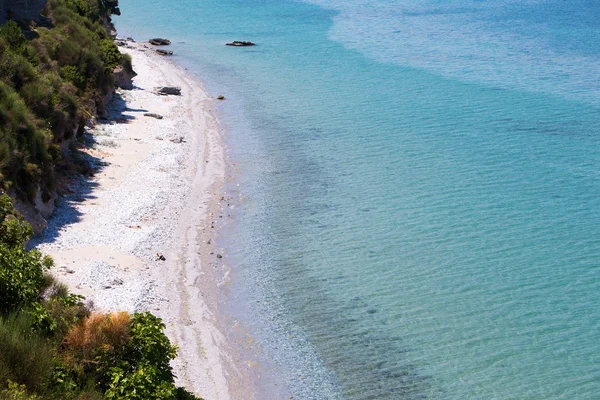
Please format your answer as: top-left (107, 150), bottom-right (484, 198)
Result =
top-left (31, 41), bottom-right (258, 400)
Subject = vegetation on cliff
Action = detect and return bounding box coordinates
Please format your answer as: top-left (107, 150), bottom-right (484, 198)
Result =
top-left (0, 1), bottom-right (203, 398)
top-left (0, 0), bottom-right (129, 202)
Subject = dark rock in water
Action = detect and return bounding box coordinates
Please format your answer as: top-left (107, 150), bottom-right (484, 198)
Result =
top-left (156, 49), bottom-right (173, 56)
top-left (144, 113), bottom-right (163, 119)
top-left (216, 95), bottom-right (226, 100)
top-left (155, 86), bottom-right (181, 96)
top-left (226, 41), bottom-right (256, 47)
top-left (149, 38), bottom-right (171, 46)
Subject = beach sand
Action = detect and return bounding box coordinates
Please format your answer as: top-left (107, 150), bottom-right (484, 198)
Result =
top-left (31, 41), bottom-right (257, 400)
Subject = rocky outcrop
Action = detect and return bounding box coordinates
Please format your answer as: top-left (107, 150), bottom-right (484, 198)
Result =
top-left (149, 38), bottom-right (171, 45)
top-left (12, 186), bottom-right (57, 235)
top-left (113, 65), bottom-right (137, 90)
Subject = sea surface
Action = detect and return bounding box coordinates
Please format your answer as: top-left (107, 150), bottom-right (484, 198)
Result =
top-left (115, 1), bottom-right (600, 399)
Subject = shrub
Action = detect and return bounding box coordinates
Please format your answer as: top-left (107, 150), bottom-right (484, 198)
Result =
top-left (60, 65), bottom-right (85, 90)
top-left (121, 53), bottom-right (133, 74)
top-left (0, 380), bottom-right (42, 400)
top-left (0, 313), bottom-right (56, 395)
top-left (29, 293), bottom-right (88, 337)
top-left (0, 196), bottom-right (52, 314)
top-left (64, 312), bottom-right (131, 360)
top-left (99, 39), bottom-right (120, 71)
top-left (0, 242), bottom-right (50, 314)
top-left (103, 313), bottom-right (202, 400)
top-left (0, 195), bottom-right (33, 247)
top-left (0, 21), bottom-right (27, 52)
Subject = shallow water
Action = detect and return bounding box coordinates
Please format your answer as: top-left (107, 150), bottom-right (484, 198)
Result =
top-left (117, 1), bottom-right (600, 398)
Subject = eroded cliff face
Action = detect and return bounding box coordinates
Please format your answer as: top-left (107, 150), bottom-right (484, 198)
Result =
top-left (0, 0), bottom-right (47, 23)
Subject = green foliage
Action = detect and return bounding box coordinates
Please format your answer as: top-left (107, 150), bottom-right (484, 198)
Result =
top-left (121, 52), bottom-right (133, 73)
top-left (0, 0), bottom-right (124, 198)
top-left (0, 195), bottom-right (49, 314)
top-left (0, 22), bottom-right (26, 52)
top-left (0, 313), bottom-right (56, 395)
top-left (130, 312), bottom-right (177, 378)
top-left (100, 39), bottom-right (120, 71)
top-left (103, 313), bottom-right (202, 400)
top-left (0, 195), bottom-right (32, 247)
top-left (59, 65), bottom-right (85, 90)
top-left (0, 243), bottom-right (48, 314)
top-left (0, 381), bottom-right (41, 400)
top-left (26, 293), bottom-right (86, 337)
top-left (104, 362), bottom-right (178, 400)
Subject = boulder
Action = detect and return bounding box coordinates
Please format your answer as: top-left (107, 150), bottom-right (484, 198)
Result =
top-left (226, 41), bottom-right (256, 46)
top-left (154, 86), bottom-right (182, 96)
top-left (113, 65), bottom-right (137, 90)
top-left (156, 49), bottom-right (173, 56)
top-left (149, 38), bottom-right (171, 45)
top-left (216, 95), bottom-right (226, 100)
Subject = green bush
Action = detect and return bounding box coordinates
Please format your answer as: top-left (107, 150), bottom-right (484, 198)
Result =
top-left (104, 313), bottom-right (202, 400)
top-left (0, 313), bottom-right (56, 395)
top-left (0, 22), bottom-right (26, 52)
top-left (0, 195), bottom-right (52, 314)
top-left (0, 245), bottom-right (50, 314)
top-left (0, 380), bottom-right (41, 400)
top-left (100, 39), bottom-right (120, 71)
top-left (121, 53), bottom-right (133, 72)
top-left (59, 65), bottom-right (85, 90)
top-left (0, 195), bottom-right (32, 247)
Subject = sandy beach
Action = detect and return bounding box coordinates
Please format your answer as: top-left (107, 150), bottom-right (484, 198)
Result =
top-left (31, 41), bottom-right (256, 400)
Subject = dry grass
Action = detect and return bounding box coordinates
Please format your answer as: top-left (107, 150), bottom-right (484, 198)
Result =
top-left (64, 312), bottom-right (131, 362)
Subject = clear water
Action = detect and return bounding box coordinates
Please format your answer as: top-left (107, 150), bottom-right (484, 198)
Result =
top-left (116, 1), bottom-right (600, 399)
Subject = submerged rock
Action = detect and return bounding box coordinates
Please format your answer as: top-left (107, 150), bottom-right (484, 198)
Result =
top-left (156, 49), bottom-right (173, 56)
top-left (226, 41), bottom-right (256, 46)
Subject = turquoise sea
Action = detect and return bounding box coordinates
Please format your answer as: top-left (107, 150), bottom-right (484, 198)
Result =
top-left (116, 1), bottom-right (600, 398)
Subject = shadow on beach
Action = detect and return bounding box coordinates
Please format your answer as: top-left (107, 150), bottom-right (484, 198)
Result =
top-left (29, 92), bottom-right (142, 247)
